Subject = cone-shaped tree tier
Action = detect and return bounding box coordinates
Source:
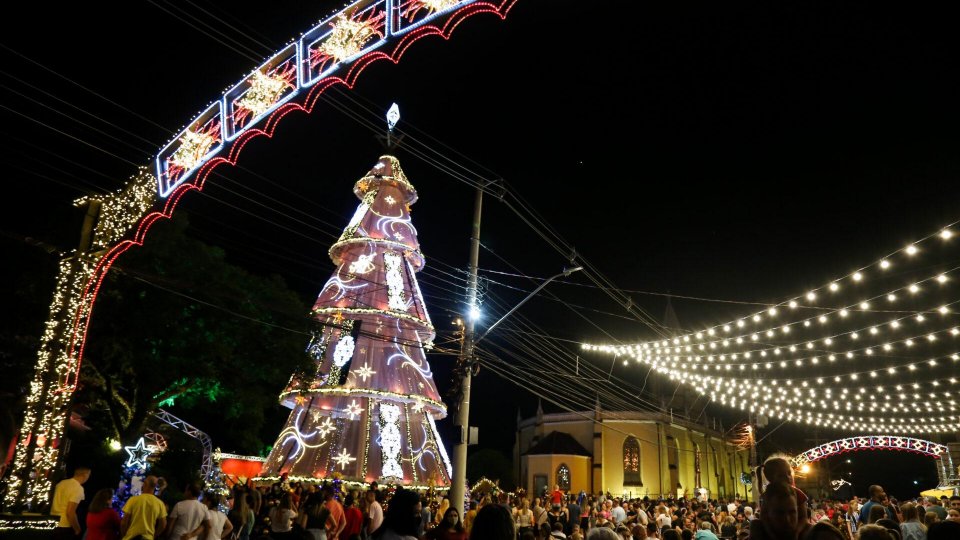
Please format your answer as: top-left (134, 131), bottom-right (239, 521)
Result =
top-left (261, 156), bottom-right (451, 488)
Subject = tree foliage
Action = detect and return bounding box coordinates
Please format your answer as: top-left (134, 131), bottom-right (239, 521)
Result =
top-left (77, 213), bottom-right (312, 454)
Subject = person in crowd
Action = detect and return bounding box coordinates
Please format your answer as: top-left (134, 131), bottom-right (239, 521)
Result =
top-left (922, 511), bottom-right (937, 529)
top-left (924, 498), bottom-right (946, 521)
top-left (469, 503), bottom-right (515, 540)
top-left (751, 481), bottom-right (803, 540)
top-left (86, 488), bottom-right (121, 540)
top-left (203, 493), bottom-right (233, 540)
top-left (946, 508), bottom-right (960, 522)
top-left (165, 482), bottom-right (209, 540)
top-left (434, 498), bottom-right (450, 528)
top-left (515, 497), bottom-right (535, 538)
top-left (611, 501), bottom-right (627, 527)
top-left (299, 491), bottom-right (331, 540)
top-left (694, 522), bottom-right (718, 540)
top-left (367, 489), bottom-right (384, 536)
top-left (828, 508), bottom-right (852, 540)
top-left (426, 507), bottom-right (467, 540)
top-left (719, 516), bottom-right (736, 540)
top-left (269, 493), bottom-right (298, 538)
top-left (569, 523), bottom-right (584, 540)
top-left (371, 488), bottom-right (421, 540)
top-left (898, 502), bottom-right (925, 540)
top-left (156, 478), bottom-right (175, 512)
top-left (121, 476), bottom-right (167, 540)
top-left (860, 486), bottom-right (897, 525)
top-left (567, 495), bottom-right (583, 536)
top-left (803, 521), bottom-right (845, 540)
top-left (856, 524), bottom-right (896, 540)
top-left (548, 502), bottom-right (569, 532)
top-left (585, 527), bottom-right (619, 540)
top-left (761, 455), bottom-right (808, 525)
top-left (926, 520), bottom-right (960, 540)
top-left (323, 488), bottom-right (346, 540)
top-left (463, 500), bottom-right (479, 535)
top-left (52, 466), bottom-right (92, 540)
top-left (656, 506), bottom-right (672, 534)
top-left (342, 495), bottom-right (363, 540)
top-left (662, 530), bottom-right (681, 540)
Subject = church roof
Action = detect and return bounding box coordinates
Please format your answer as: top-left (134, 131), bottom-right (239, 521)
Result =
top-left (524, 431), bottom-right (591, 457)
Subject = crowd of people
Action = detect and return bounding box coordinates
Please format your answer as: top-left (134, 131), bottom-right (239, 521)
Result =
top-left (44, 457), bottom-right (960, 540)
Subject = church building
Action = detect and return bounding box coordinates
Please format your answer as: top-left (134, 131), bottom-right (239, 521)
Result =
top-left (514, 402), bottom-right (751, 500)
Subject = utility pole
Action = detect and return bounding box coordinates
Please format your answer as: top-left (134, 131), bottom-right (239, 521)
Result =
top-left (450, 184), bottom-right (483, 516)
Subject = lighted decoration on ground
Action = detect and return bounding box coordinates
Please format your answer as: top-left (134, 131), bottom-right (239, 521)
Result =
top-left (258, 156), bottom-right (450, 488)
top-left (8, 0), bottom-right (516, 511)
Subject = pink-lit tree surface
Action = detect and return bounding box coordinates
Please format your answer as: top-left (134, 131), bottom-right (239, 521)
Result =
top-left (261, 156), bottom-right (451, 487)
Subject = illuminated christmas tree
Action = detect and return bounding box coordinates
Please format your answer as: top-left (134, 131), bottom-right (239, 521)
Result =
top-left (261, 156), bottom-right (451, 488)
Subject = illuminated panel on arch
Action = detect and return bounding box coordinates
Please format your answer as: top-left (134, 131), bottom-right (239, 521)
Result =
top-left (155, 101), bottom-right (223, 197)
top-left (224, 43), bottom-right (299, 140)
top-left (394, 0), bottom-right (467, 34)
top-left (300, 0), bottom-right (388, 86)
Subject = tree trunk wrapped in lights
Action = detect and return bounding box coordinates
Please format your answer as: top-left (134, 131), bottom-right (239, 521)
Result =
top-left (260, 156), bottom-right (451, 489)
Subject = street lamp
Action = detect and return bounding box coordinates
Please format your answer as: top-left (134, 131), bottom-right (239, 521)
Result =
top-left (448, 266), bottom-right (583, 514)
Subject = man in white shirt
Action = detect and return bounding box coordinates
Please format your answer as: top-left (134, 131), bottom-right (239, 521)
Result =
top-left (51, 466), bottom-right (91, 540)
top-left (366, 489), bottom-right (383, 534)
top-left (611, 500), bottom-right (627, 525)
top-left (164, 482), bottom-right (209, 540)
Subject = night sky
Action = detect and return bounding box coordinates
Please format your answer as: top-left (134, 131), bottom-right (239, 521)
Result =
top-left (2, 1), bottom-right (960, 498)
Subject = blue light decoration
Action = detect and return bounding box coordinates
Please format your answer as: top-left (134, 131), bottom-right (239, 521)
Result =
top-left (113, 437), bottom-right (156, 515)
top-left (153, 0), bottom-right (518, 198)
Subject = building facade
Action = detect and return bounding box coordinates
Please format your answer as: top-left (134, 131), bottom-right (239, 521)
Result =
top-left (514, 406), bottom-right (751, 500)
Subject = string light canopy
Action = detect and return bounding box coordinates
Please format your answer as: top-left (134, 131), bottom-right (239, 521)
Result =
top-left (584, 220), bottom-right (960, 434)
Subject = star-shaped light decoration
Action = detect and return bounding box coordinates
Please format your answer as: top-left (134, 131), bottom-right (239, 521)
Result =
top-left (394, 232), bottom-right (405, 241)
top-left (319, 15), bottom-right (378, 63)
top-left (411, 400), bottom-right (424, 412)
top-left (237, 71), bottom-right (289, 118)
top-left (124, 438), bottom-right (155, 469)
top-left (169, 128), bottom-right (217, 171)
top-left (332, 311), bottom-right (345, 324)
top-left (353, 364), bottom-right (376, 382)
top-left (384, 195), bottom-right (396, 206)
top-left (295, 395), bottom-right (308, 406)
top-left (332, 448), bottom-right (356, 470)
top-left (317, 417), bottom-right (336, 438)
top-left (311, 409), bottom-right (325, 422)
top-left (344, 400), bottom-right (363, 419)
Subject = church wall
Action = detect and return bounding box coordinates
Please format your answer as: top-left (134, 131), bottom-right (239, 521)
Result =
top-left (524, 454), bottom-right (591, 496)
top-left (598, 421), bottom-right (659, 499)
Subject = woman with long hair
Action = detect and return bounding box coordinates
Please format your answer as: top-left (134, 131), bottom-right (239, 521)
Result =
top-left (269, 493), bottom-right (298, 539)
top-left (515, 498), bottom-right (535, 539)
top-left (86, 488), bottom-right (121, 540)
top-left (204, 492), bottom-right (234, 540)
top-left (426, 507), bottom-right (467, 540)
top-left (434, 498), bottom-right (451, 527)
top-left (898, 502), bottom-right (926, 540)
top-left (298, 491), bottom-right (331, 540)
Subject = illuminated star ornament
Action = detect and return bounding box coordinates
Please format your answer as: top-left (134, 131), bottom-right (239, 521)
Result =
top-left (344, 400), bottom-right (363, 419)
top-left (124, 438), bottom-right (154, 469)
top-left (353, 364), bottom-right (376, 382)
top-left (317, 417), bottom-right (336, 438)
top-left (332, 448), bottom-right (356, 470)
top-left (384, 195), bottom-right (396, 205)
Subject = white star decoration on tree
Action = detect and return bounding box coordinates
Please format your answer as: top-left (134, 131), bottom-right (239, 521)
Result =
top-left (353, 364), bottom-right (376, 382)
top-left (124, 438), bottom-right (154, 469)
top-left (332, 448), bottom-right (356, 470)
top-left (393, 232), bottom-right (405, 241)
top-left (318, 417), bottom-right (336, 438)
top-left (384, 195), bottom-right (396, 205)
top-left (411, 401), bottom-right (424, 412)
top-left (311, 409), bottom-right (325, 422)
top-left (345, 400), bottom-right (363, 419)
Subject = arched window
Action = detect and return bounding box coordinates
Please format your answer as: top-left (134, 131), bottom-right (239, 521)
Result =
top-left (623, 437), bottom-right (642, 486)
top-left (556, 463), bottom-right (571, 491)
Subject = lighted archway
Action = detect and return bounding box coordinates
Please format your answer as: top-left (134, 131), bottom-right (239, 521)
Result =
top-left (792, 435), bottom-right (955, 488)
top-left (5, 0), bottom-right (517, 510)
